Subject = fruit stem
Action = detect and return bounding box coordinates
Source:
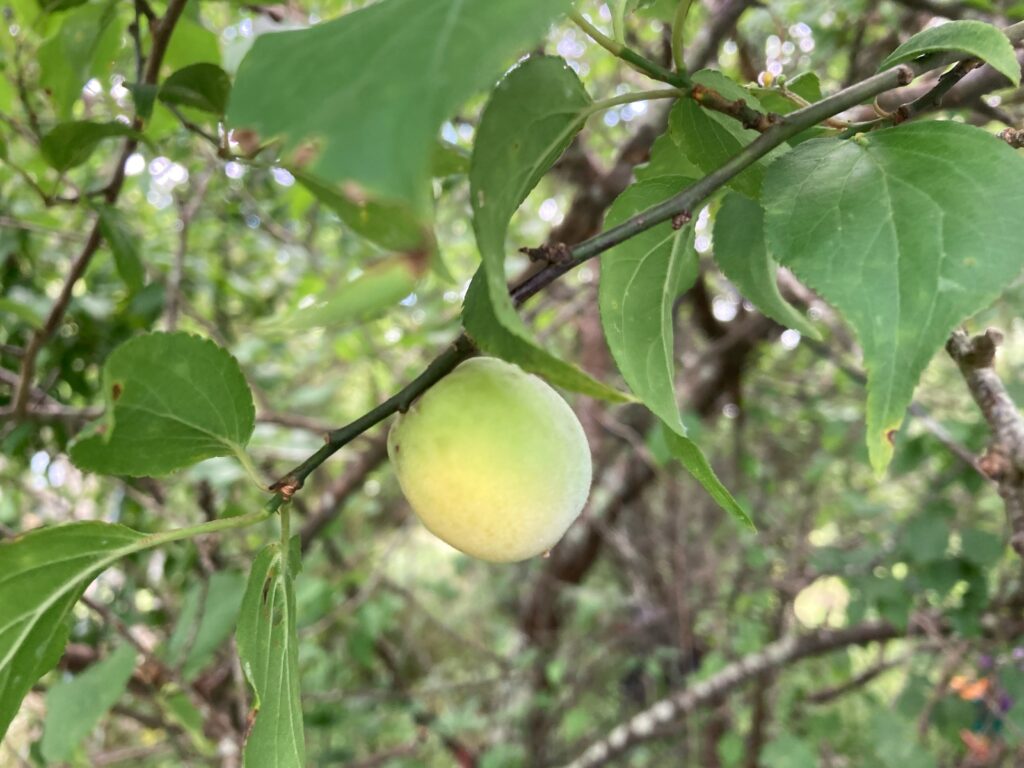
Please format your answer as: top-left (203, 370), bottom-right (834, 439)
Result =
top-left (268, 335), bottom-right (476, 496)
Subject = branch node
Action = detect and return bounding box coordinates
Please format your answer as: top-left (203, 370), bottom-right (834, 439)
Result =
top-left (978, 447), bottom-right (1012, 482)
top-left (689, 83), bottom-right (778, 132)
top-left (520, 242), bottom-right (574, 265)
top-left (1000, 128), bottom-right (1024, 149)
top-left (891, 105), bottom-right (912, 125)
top-left (946, 328), bottom-right (1001, 368)
top-left (946, 327), bottom-right (1024, 562)
top-left (269, 475), bottom-right (302, 499)
top-left (671, 211), bottom-right (692, 230)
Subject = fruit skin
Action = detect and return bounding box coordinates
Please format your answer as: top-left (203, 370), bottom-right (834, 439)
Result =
top-left (387, 357), bottom-right (593, 563)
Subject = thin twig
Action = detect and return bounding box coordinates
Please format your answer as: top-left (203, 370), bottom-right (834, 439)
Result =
top-left (165, 171), bottom-right (212, 331)
top-left (947, 328), bottom-right (1024, 557)
top-left (0, 216), bottom-right (89, 243)
top-left (564, 621), bottom-right (906, 767)
top-left (11, 0), bottom-right (191, 418)
top-left (569, 9), bottom-right (690, 86)
top-left (298, 438), bottom-right (388, 551)
top-left (893, 58), bottom-right (985, 122)
top-left (804, 648), bottom-right (917, 704)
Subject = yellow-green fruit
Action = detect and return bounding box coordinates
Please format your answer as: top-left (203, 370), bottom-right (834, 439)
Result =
top-left (387, 357), bottom-right (592, 563)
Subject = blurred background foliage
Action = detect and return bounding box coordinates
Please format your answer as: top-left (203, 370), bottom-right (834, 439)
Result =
top-left (3, 0), bottom-right (1024, 765)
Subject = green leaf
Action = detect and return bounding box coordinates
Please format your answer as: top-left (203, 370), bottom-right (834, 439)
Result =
top-left (38, 1), bottom-right (122, 119)
top-left (879, 20), bottom-right (1020, 86)
top-left (712, 192), bottom-right (820, 339)
top-left (465, 54), bottom-right (628, 401)
top-left (599, 176), bottom-right (698, 433)
top-left (670, 70), bottom-right (777, 198)
top-left (462, 274), bottom-right (633, 402)
top-left (165, 570), bottom-right (246, 679)
top-left (960, 528), bottom-right (1004, 566)
top-left (292, 171), bottom-right (432, 257)
top-left (0, 522), bottom-right (145, 740)
top-left (763, 122), bottom-right (1024, 472)
top-left (0, 296), bottom-right (46, 329)
top-left (127, 82), bottom-right (158, 121)
top-left (870, 710), bottom-right (937, 768)
top-left (762, 734), bottom-right (819, 768)
top-left (473, 53), bottom-right (598, 262)
top-left (636, 122), bottom-right (701, 181)
top-left (901, 515), bottom-right (949, 564)
top-left (41, 121), bottom-right (138, 173)
top-left (41, 644), bottom-right (136, 763)
top-left (159, 690), bottom-right (217, 755)
top-left (600, 177), bottom-right (751, 526)
top-left (159, 63), bottom-right (231, 115)
top-left (227, 0), bottom-right (571, 252)
top-left (787, 71), bottom-right (823, 102)
top-left (470, 54), bottom-right (592, 338)
top-left (37, 0), bottom-right (88, 12)
top-left (164, 15), bottom-right (222, 70)
top-left (263, 258), bottom-right (419, 333)
top-left (237, 542), bottom-right (304, 768)
top-left (96, 205), bottom-right (145, 294)
top-left (70, 332), bottom-right (256, 477)
top-left (750, 72), bottom-right (822, 116)
top-left (433, 140), bottom-right (471, 178)
top-left (664, 427), bottom-right (754, 528)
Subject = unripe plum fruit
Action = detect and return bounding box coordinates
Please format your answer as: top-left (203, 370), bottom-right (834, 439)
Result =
top-left (387, 357), bottom-right (592, 562)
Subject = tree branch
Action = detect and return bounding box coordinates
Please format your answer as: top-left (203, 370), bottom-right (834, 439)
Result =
top-left (261, 21), bottom-right (1024, 516)
top-left (10, 0), bottom-right (190, 418)
top-left (165, 171), bottom-right (212, 331)
top-left (803, 648), bottom-right (915, 705)
top-left (562, 622), bottom-right (903, 768)
top-left (298, 438), bottom-right (388, 552)
top-left (946, 328), bottom-right (1024, 557)
top-left (849, 45), bottom-right (1024, 123)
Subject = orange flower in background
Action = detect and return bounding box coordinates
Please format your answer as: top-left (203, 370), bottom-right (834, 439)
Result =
top-left (959, 729), bottom-right (993, 762)
top-left (951, 676), bottom-right (991, 701)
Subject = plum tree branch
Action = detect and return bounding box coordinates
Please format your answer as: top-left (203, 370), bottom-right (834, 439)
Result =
top-left (803, 648), bottom-right (917, 705)
top-left (571, 8), bottom-right (784, 129)
top-left (946, 328), bottom-right (1024, 558)
top-left (509, 35), bottom-right (1024, 301)
top-left (264, 21), bottom-right (1024, 513)
top-left (562, 621), bottom-right (905, 768)
top-left (10, 0), bottom-right (190, 418)
top-left (298, 438), bottom-right (389, 552)
top-left (268, 336), bottom-right (477, 498)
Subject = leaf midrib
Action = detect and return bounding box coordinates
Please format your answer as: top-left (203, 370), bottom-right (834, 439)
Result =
top-left (0, 540), bottom-right (144, 671)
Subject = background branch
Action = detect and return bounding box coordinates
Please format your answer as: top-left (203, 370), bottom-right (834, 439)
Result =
top-left (947, 328), bottom-right (1024, 557)
top-left (10, 0), bottom-right (190, 417)
top-left (565, 621), bottom-right (906, 768)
